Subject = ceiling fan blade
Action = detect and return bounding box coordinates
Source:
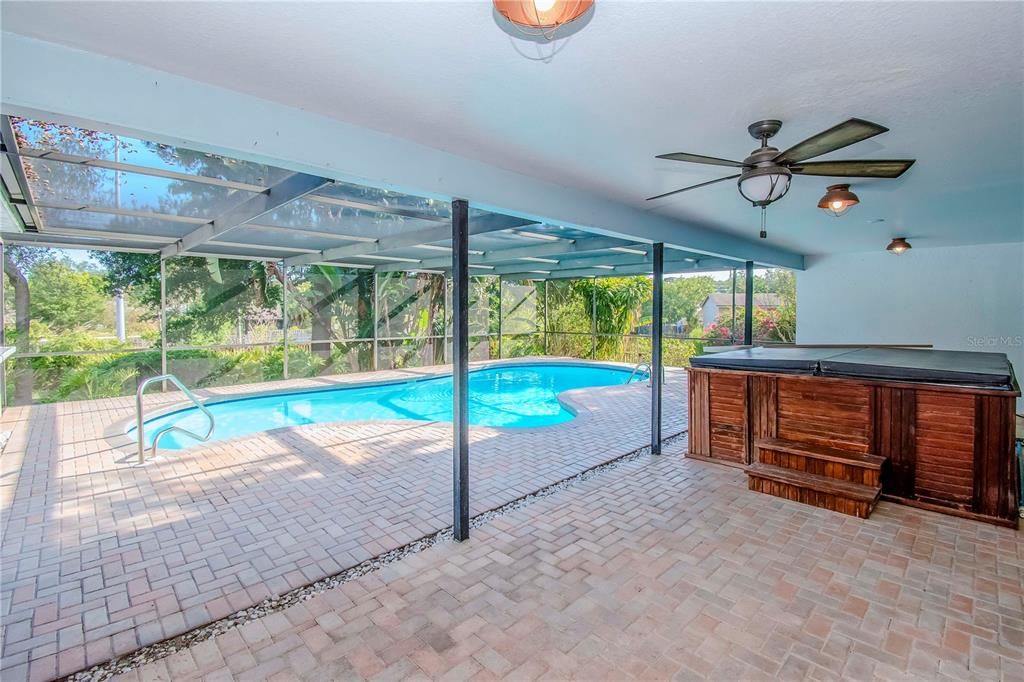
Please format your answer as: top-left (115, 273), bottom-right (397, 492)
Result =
top-left (655, 152), bottom-right (747, 168)
top-left (774, 118), bottom-right (889, 164)
top-left (791, 159), bottom-right (915, 178)
top-left (646, 174), bottom-right (740, 201)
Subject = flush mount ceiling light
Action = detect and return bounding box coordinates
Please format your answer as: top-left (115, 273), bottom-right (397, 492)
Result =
top-left (818, 184), bottom-right (860, 217)
top-left (493, 0), bottom-right (594, 34)
top-left (886, 237), bottom-right (912, 255)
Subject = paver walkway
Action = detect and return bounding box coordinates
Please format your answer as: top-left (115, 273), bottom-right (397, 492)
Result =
top-left (122, 438), bottom-right (1024, 682)
top-left (0, 360), bottom-right (686, 680)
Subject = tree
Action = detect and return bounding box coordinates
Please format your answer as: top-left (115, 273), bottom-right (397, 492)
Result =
top-left (29, 260), bottom-right (108, 332)
top-left (663, 275), bottom-right (715, 334)
top-left (3, 246), bottom-right (43, 404)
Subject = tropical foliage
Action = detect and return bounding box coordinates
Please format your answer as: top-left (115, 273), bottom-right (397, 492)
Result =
top-left (3, 242), bottom-right (798, 405)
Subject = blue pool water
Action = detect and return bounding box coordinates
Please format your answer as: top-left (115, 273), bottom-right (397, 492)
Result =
top-left (131, 363), bottom-right (642, 449)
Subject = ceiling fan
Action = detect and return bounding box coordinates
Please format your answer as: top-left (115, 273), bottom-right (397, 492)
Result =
top-left (647, 119), bottom-right (916, 217)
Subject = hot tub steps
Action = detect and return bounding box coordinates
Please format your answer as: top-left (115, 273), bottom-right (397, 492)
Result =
top-left (746, 438), bottom-right (886, 518)
top-left (747, 463), bottom-right (882, 518)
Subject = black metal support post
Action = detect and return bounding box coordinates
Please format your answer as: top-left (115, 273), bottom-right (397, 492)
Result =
top-left (651, 243), bottom-right (664, 455)
top-left (497, 277), bottom-right (503, 359)
top-left (730, 268), bottom-right (737, 343)
top-left (591, 276), bottom-right (597, 359)
top-left (452, 199), bottom-right (470, 542)
top-left (743, 260), bottom-right (754, 346)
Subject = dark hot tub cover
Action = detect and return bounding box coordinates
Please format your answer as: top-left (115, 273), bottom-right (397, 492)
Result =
top-left (689, 347), bottom-right (859, 374)
top-left (818, 347), bottom-right (1015, 387)
top-left (690, 347), bottom-right (1016, 389)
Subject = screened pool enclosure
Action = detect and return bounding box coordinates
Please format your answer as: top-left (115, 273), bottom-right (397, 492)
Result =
top-left (1, 115), bottom-right (790, 407)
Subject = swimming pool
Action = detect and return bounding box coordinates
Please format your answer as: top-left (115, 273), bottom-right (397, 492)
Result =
top-left (130, 363), bottom-right (644, 449)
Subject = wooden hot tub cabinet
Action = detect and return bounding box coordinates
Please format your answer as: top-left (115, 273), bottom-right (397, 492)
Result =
top-left (687, 349), bottom-right (1020, 528)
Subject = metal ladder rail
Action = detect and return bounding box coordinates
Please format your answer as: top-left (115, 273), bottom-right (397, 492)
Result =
top-left (627, 361), bottom-right (652, 384)
top-left (135, 374), bottom-right (215, 464)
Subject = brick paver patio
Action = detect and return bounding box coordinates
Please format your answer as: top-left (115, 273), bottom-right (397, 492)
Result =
top-left (0, 360), bottom-right (687, 680)
top-left (121, 438), bottom-right (1024, 682)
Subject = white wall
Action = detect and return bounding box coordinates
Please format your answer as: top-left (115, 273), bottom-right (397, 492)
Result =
top-left (796, 242), bottom-right (1024, 409)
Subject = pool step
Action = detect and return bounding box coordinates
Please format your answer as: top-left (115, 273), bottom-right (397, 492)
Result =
top-left (746, 438), bottom-right (886, 519)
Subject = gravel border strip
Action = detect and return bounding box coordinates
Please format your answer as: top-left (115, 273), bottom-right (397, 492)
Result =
top-left (64, 430), bottom-right (687, 681)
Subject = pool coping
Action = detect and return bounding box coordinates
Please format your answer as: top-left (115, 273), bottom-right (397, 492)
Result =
top-left (105, 357), bottom-right (649, 459)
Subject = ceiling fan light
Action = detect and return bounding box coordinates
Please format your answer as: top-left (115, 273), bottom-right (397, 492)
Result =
top-left (817, 184), bottom-right (860, 217)
top-left (886, 237), bottom-right (912, 255)
top-left (737, 167), bottom-right (792, 206)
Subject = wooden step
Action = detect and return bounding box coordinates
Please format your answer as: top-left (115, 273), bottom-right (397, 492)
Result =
top-left (746, 463), bottom-right (882, 519)
top-left (755, 438), bottom-right (885, 468)
top-left (754, 437), bottom-right (886, 487)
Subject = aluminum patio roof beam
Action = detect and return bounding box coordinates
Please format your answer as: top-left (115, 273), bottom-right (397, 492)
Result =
top-left (286, 213), bottom-right (538, 267)
top-left (43, 226), bottom-right (176, 243)
top-left (161, 172), bottom-right (332, 257)
top-left (479, 249), bottom-right (714, 276)
top-left (1, 36), bottom-right (803, 269)
top-left (0, 116), bottom-right (44, 232)
top-left (25, 200), bottom-right (210, 224)
top-left (495, 251), bottom-right (702, 272)
top-left (243, 222), bottom-right (378, 243)
top-left (3, 129), bottom-right (450, 225)
top-left (2, 146), bottom-right (267, 193)
top-left (373, 236), bottom-right (644, 273)
top-left (497, 258), bottom-right (740, 280)
top-left (0, 230), bottom-right (160, 253)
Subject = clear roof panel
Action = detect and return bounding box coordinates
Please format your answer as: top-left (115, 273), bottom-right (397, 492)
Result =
top-left (4, 116), bottom-right (655, 276)
top-left (312, 181), bottom-right (450, 220)
top-left (36, 207), bottom-right (195, 238)
top-left (22, 156), bottom-right (259, 218)
top-left (259, 196), bottom-right (442, 240)
top-left (11, 117), bottom-right (292, 188)
top-left (229, 224), bottom-right (368, 253)
top-left (524, 224), bottom-right (597, 241)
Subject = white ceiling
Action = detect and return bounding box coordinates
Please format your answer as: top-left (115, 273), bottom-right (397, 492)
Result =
top-left (2, 1), bottom-right (1022, 255)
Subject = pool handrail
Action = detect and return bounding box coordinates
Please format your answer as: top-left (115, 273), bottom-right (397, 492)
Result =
top-left (135, 374), bottom-right (215, 464)
top-left (627, 361), bottom-right (652, 383)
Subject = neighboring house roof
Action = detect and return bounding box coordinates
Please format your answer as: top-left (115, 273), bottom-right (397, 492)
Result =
top-left (701, 293), bottom-right (784, 308)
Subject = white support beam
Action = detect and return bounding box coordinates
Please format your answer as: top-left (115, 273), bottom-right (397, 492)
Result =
top-left (44, 226), bottom-right (176, 243)
top-left (499, 258), bottom-right (739, 280)
top-left (285, 213), bottom-right (537, 266)
top-left (19, 200), bottom-right (210, 225)
top-left (374, 236), bottom-right (644, 273)
top-left (490, 254), bottom-right (692, 277)
top-left (0, 115), bottom-right (45, 232)
top-left (1, 34), bottom-right (804, 269)
top-left (3, 147), bottom-right (266, 192)
top-left (0, 231), bottom-right (160, 253)
top-left (244, 222), bottom-right (378, 243)
top-left (160, 172), bottom-right (331, 257)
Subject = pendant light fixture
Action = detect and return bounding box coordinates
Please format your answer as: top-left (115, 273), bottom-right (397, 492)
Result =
top-left (817, 184), bottom-right (860, 217)
top-left (886, 237), bottom-right (912, 255)
top-left (493, 0), bottom-right (594, 35)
